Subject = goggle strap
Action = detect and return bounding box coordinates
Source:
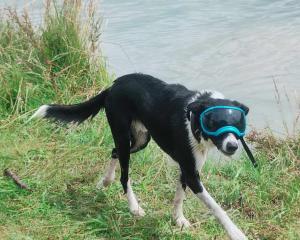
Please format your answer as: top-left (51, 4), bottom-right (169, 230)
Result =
top-left (240, 137), bottom-right (258, 168)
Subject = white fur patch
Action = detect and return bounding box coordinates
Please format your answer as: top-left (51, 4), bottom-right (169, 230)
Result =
top-left (173, 181), bottom-right (191, 228)
top-left (173, 181), bottom-right (185, 218)
top-left (199, 90), bottom-right (224, 99)
top-left (196, 184), bottom-right (247, 240)
top-left (210, 90), bottom-right (224, 99)
top-left (96, 158), bottom-right (118, 189)
top-left (29, 105), bottom-right (49, 120)
top-left (126, 179), bottom-right (145, 217)
top-left (221, 133), bottom-right (238, 153)
top-left (131, 120), bottom-right (147, 133)
top-left (130, 120), bottom-right (149, 151)
top-left (176, 215), bottom-right (191, 228)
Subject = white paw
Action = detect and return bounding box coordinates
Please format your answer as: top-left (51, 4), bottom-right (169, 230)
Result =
top-left (228, 228), bottom-right (247, 240)
top-left (175, 216), bottom-right (191, 229)
top-left (130, 206), bottom-right (145, 217)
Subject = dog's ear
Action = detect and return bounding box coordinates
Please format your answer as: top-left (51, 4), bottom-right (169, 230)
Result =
top-left (186, 100), bottom-right (209, 120)
top-left (233, 101), bottom-right (249, 115)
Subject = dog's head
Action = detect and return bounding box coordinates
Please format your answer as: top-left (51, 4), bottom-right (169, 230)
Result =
top-left (187, 95), bottom-right (249, 156)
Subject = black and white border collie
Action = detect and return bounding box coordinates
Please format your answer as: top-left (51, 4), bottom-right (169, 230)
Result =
top-left (31, 73), bottom-right (249, 240)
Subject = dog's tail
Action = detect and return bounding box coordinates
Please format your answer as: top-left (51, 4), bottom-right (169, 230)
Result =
top-left (30, 88), bottom-right (110, 124)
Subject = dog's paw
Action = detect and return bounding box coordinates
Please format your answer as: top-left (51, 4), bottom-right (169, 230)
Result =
top-left (130, 206), bottom-right (145, 217)
top-left (228, 228), bottom-right (247, 240)
top-left (176, 216), bottom-right (191, 229)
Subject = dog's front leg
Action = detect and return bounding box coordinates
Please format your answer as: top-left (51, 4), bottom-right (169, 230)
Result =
top-left (126, 178), bottom-right (145, 217)
top-left (196, 185), bottom-right (247, 240)
top-left (186, 172), bottom-right (247, 240)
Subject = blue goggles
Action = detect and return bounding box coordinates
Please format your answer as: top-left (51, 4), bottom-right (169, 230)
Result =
top-left (199, 106), bottom-right (246, 138)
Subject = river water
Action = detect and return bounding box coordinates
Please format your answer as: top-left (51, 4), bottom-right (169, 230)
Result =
top-left (1, 0), bottom-right (300, 134)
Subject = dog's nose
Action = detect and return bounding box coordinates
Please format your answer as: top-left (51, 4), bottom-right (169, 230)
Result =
top-left (226, 141), bottom-right (238, 153)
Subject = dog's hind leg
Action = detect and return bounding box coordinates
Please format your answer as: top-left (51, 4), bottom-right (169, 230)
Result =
top-left (97, 120), bottom-right (151, 190)
top-left (96, 149), bottom-right (118, 189)
top-left (97, 121), bottom-right (150, 191)
top-left (107, 115), bottom-right (145, 217)
top-left (173, 174), bottom-right (191, 228)
top-left (118, 135), bottom-right (145, 217)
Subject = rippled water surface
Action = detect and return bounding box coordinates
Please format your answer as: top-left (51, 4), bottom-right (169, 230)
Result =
top-left (1, 0), bottom-right (300, 133)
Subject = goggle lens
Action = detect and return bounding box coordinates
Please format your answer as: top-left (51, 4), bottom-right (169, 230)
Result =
top-left (200, 107), bottom-right (246, 136)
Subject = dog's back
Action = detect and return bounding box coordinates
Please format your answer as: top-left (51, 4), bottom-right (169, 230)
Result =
top-left (108, 73), bottom-right (195, 116)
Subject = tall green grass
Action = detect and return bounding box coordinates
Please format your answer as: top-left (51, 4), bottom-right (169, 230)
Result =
top-left (0, 1), bottom-right (299, 240)
top-left (0, 0), bottom-right (109, 118)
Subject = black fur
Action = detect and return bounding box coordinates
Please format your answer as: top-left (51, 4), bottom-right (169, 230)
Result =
top-left (44, 88), bottom-right (110, 124)
top-left (38, 73), bottom-right (248, 194)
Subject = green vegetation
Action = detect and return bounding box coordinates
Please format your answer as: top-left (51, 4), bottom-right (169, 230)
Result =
top-left (0, 0), bottom-right (109, 117)
top-left (0, 1), bottom-right (299, 239)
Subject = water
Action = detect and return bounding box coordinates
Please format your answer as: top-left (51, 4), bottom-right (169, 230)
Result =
top-left (1, 0), bottom-right (300, 134)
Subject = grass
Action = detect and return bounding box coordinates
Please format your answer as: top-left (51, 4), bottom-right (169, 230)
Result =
top-left (0, 1), bottom-right (299, 239)
top-left (0, 0), bottom-right (109, 118)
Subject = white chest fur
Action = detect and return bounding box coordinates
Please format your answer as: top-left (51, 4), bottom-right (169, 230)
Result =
top-left (185, 118), bottom-right (214, 171)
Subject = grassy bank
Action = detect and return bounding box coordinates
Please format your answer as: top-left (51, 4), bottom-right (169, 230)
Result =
top-left (0, 0), bottom-right (109, 118)
top-left (0, 1), bottom-right (299, 239)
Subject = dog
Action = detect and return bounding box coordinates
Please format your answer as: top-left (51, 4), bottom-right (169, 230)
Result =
top-left (31, 73), bottom-right (249, 240)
